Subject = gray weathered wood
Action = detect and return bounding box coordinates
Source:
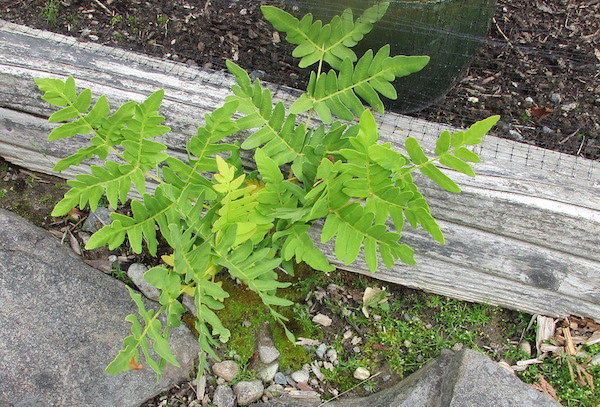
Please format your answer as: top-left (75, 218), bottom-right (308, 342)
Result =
top-left (1, 20), bottom-right (599, 320)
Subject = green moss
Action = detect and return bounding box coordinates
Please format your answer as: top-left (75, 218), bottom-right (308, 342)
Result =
top-left (213, 271), bottom-right (320, 370)
top-left (272, 322), bottom-right (313, 371)
top-left (215, 278), bottom-right (266, 362)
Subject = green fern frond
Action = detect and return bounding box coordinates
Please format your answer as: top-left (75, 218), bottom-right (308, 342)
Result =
top-left (211, 156), bottom-right (274, 247)
top-left (105, 287), bottom-right (181, 380)
top-left (226, 61), bottom-right (307, 166)
top-left (291, 46), bottom-right (430, 123)
top-left (85, 185), bottom-right (193, 255)
top-left (261, 3), bottom-right (388, 69)
top-left (273, 223), bottom-right (334, 272)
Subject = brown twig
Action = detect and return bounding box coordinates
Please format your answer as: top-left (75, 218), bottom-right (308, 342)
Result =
top-left (92, 0), bottom-right (115, 16)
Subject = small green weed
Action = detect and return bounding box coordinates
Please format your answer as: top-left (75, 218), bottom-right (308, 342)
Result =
top-left (40, 0), bottom-right (59, 27)
top-left (518, 348), bottom-right (599, 407)
top-left (111, 266), bottom-right (133, 286)
top-left (110, 15), bottom-right (122, 25)
top-left (66, 14), bottom-right (78, 30)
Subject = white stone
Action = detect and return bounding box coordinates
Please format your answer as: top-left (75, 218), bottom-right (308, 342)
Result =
top-left (326, 348), bottom-right (338, 363)
top-left (353, 367), bottom-right (371, 380)
top-left (291, 368), bottom-right (310, 383)
top-left (212, 360), bottom-right (239, 382)
top-left (127, 263), bottom-right (160, 301)
top-left (257, 361), bottom-right (279, 383)
top-left (315, 343), bottom-right (327, 359)
top-left (258, 345), bottom-right (280, 364)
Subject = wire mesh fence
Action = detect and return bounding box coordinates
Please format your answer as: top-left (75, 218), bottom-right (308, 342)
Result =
top-left (0, 0), bottom-right (598, 182)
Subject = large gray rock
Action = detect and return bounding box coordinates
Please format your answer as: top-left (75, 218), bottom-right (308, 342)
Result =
top-left (254, 349), bottom-right (560, 407)
top-left (0, 209), bottom-right (197, 407)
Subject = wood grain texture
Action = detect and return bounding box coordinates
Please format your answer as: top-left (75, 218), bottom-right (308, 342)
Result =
top-left (1, 20), bottom-right (598, 320)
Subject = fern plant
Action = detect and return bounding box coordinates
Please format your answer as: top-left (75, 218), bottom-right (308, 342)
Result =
top-left (35, 2), bottom-right (499, 379)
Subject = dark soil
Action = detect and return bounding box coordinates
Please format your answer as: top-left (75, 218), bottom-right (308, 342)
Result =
top-left (1, 0), bottom-right (599, 160)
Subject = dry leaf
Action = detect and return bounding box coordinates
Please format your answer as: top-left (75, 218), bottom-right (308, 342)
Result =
top-left (531, 375), bottom-right (559, 401)
top-left (362, 287), bottom-right (388, 318)
top-left (67, 207), bottom-right (86, 222)
top-left (530, 106), bottom-right (554, 121)
top-left (68, 230), bottom-right (81, 255)
top-left (348, 289), bottom-right (364, 301)
top-left (372, 343), bottom-right (390, 351)
top-left (129, 356), bottom-right (143, 370)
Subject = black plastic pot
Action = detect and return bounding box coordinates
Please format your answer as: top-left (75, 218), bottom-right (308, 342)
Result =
top-left (296, 0), bottom-right (497, 113)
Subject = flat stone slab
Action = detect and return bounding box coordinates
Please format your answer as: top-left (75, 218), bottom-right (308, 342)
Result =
top-left (255, 348), bottom-right (560, 407)
top-left (0, 209), bottom-right (197, 407)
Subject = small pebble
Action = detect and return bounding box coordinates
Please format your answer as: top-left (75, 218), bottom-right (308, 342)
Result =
top-left (519, 341), bottom-right (532, 357)
top-left (291, 368), bottom-right (309, 384)
top-left (233, 380), bottom-right (264, 405)
top-left (315, 343), bottom-right (327, 359)
top-left (212, 385), bottom-right (235, 407)
top-left (258, 345), bottom-right (280, 365)
top-left (212, 360), bottom-right (239, 382)
top-left (353, 367), bottom-right (370, 380)
top-left (326, 348), bottom-right (338, 363)
top-left (508, 130), bottom-right (523, 141)
top-left (551, 93), bottom-right (562, 103)
top-left (273, 372), bottom-right (287, 385)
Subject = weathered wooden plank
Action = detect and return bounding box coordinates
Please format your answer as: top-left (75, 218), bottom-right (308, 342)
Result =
top-left (1, 20), bottom-right (599, 320)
